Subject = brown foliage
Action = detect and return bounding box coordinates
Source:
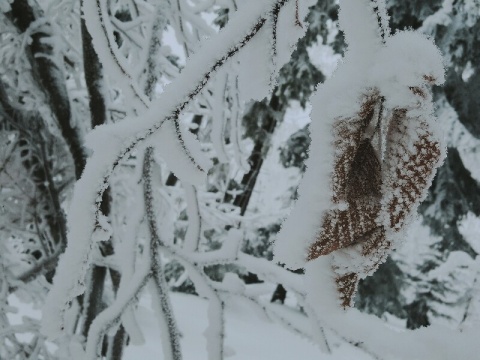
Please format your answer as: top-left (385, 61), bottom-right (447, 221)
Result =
top-left (308, 93), bottom-right (384, 259)
top-left (336, 272), bottom-right (359, 309)
top-left (307, 88), bottom-right (443, 308)
top-left (383, 110), bottom-right (442, 231)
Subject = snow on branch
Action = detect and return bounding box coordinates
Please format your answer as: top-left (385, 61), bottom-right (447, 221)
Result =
top-left (83, 255), bottom-right (151, 359)
top-left (82, 145), bottom-right (245, 359)
top-left (41, 0), bottom-right (314, 338)
top-left (183, 184), bottom-right (202, 252)
top-left (143, 147), bottom-right (182, 360)
top-left (153, 228), bottom-right (243, 360)
top-left (81, 147), bottom-right (183, 359)
top-left (82, 0), bottom-right (150, 110)
top-left (236, 253), bottom-right (304, 296)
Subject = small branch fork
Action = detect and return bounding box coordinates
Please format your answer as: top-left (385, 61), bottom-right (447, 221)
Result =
top-left (85, 148), bottom-right (181, 360)
top-left (85, 147), bottom-right (220, 359)
top-left (85, 143), bottom-right (330, 359)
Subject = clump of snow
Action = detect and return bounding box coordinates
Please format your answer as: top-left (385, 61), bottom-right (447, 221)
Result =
top-left (91, 213), bottom-right (113, 242)
top-left (0, 0), bottom-right (13, 13)
top-left (462, 61), bottom-right (475, 82)
top-left (371, 31), bottom-right (445, 111)
top-left (458, 212), bottom-right (480, 254)
top-left (307, 39), bottom-right (342, 77)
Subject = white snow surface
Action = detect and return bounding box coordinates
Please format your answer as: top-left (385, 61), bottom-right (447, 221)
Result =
top-left (123, 292), bottom-right (373, 360)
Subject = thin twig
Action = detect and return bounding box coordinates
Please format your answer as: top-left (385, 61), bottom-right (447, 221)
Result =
top-left (143, 147), bottom-right (183, 360)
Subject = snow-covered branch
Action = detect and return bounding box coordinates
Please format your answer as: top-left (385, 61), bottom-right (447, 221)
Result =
top-left (84, 257), bottom-right (151, 359)
top-left (143, 147), bottom-right (182, 360)
top-left (42, 0), bottom-right (313, 338)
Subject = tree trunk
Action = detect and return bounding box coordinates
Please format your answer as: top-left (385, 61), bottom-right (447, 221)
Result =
top-left (227, 95), bottom-right (283, 216)
top-left (8, 0), bottom-right (86, 178)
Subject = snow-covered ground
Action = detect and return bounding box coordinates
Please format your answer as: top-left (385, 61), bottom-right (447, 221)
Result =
top-left (124, 292), bottom-right (373, 360)
top-left (7, 290), bottom-right (374, 359)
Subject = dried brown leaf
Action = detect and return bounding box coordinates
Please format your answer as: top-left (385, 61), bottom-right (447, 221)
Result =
top-left (336, 272), bottom-right (359, 309)
top-left (382, 110), bottom-right (442, 231)
top-left (308, 92), bottom-right (383, 261)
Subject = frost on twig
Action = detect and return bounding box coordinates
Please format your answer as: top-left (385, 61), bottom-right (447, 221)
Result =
top-left (143, 147), bottom-right (182, 360)
top-left (83, 0), bottom-right (150, 111)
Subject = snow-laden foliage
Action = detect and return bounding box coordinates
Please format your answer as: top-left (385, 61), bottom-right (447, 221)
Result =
top-left (276, 0), bottom-right (444, 284)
